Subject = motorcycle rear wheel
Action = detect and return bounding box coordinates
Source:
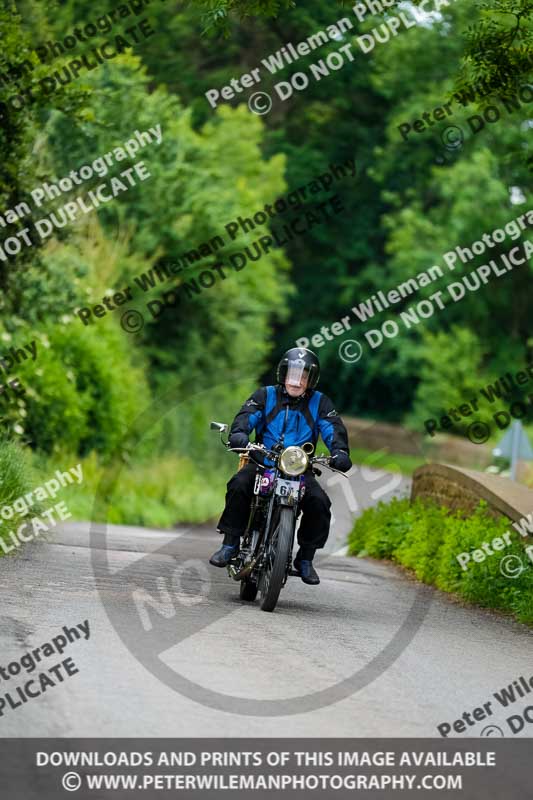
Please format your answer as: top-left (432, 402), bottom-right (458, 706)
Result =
top-left (259, 506), bottom-right (294, 612)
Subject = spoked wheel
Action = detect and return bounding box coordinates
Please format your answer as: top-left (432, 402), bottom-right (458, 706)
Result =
top-left (240, 579), bottom-right (258, 602)
top-left (259, 507), bottom-right (294, 612)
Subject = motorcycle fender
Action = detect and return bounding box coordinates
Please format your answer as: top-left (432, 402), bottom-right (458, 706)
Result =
top-left (279, 495), bottom-right (297, 507)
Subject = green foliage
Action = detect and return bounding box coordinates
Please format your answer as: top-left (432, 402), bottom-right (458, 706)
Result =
top-left (109, 0), bottom-right (389, 416)
top-left (187, 0), bottom-right (297, 33)
top-left (456, 0), bottom-right (533, 101)
top-left (406, 327), bottom-right (485, 430)
top-left (0, 34), bottom-right (292, 508)
top-left (358, 0), bottom-right (532, 422)
top-left (34, 450), bottom-right (229, 527)
top-left (348, 497), bottom-right (533, 624)
top-left (348, 496), bottom-right (413, 560)
top-left (0, 437), bottom-right (40, 554)
top-left (40, 56), bottom-right (292, 391)
top-left (1, 320), bottom-right (150, 458)
top-left (29, 0), bottom-right (530, 434)
top-left (0, 0), bottom-right (530, 535)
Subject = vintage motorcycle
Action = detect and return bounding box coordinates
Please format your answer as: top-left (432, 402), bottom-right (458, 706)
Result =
top-left (210, 421), bottom-right (346, 612)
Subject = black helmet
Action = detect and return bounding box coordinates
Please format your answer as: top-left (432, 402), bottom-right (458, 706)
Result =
top-left (276, 347), bottom-right (320, 390)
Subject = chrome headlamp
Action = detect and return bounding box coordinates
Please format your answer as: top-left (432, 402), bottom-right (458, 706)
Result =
top-left (279, 446), bottom-right (308, 476)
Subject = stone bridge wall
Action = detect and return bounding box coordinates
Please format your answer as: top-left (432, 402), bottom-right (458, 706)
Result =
top-left (411, 463), bottom-right (533, 523)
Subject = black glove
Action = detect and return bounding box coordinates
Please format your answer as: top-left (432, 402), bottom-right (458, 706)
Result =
top-left (229, 433), bottom-right (249, 450)
top-left (330, 450), bottom-right (352, 472)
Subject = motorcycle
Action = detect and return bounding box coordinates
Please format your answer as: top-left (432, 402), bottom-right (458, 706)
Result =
top-left (210, 421), bottom-right (348, 612)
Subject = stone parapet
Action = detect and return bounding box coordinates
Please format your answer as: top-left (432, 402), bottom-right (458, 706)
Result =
top-left (411, 463), bottom-right (533, 523)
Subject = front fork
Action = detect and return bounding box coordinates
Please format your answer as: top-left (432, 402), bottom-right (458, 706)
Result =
top-left (260, 475), bottom-right (303, 581)
top-left (228, 473), bottom-right (302, 582)
top-left (263, 502), bottom-right (299, 587)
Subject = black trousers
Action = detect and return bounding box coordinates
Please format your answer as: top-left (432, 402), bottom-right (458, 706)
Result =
top-left (217, 463), bottom-right (332, 560)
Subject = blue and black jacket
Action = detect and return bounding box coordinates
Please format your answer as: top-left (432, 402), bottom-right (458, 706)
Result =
top-left (229, 384), bottom-right (350, 462)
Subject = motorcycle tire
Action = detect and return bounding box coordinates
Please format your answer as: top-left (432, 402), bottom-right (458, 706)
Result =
top-left (239, 579), bottom-right (258, 602)
top-left (259, 506), bottom-right (294, 612)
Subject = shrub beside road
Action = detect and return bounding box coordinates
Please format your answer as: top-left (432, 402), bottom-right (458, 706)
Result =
top-left (348, 497), bottom-right (533, 625)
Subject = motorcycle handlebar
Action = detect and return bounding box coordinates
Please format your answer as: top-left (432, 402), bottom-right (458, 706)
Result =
top-left (229, 444), bottom-right (322, 459)
top-left (227, 444), bottom-right (347, 472)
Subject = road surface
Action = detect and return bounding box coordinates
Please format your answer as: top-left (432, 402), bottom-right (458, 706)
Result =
top-left (0, 465), bottom-right (532, 738)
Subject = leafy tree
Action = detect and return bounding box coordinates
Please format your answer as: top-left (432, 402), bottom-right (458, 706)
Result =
top-left (343, 0), bottom-right (532, 420)
top-left (41, 55), bottom-right (292, 384)
top-left (456, 0), bottom-right (532, 101)
top-left (2, 0), bottom-right (531, 467)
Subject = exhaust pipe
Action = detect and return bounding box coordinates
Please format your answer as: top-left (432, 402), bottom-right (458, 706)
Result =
top-left (229, 558), bottom-right (257, 581)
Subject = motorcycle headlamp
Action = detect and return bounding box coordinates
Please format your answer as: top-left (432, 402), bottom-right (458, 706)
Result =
top-left (279, 446), bottom-right (308, 476)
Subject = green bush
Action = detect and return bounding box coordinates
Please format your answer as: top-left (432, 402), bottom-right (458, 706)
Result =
top-left (0, 438), bottom-right (41, 555)
top-left (31, 450), bottom-right (228, 528)
top-left (348, 497), bottom-right (412, 560)
top-left (347, 497), bottom-right (533, 625)
top-left (3, 322), bottom-right (150, 458)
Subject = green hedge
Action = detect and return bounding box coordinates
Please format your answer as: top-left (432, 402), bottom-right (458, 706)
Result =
top-left (40, 451), bottom-right (228, 528)
top-left (2, 322), bottom-right (151, 458)
top-left (347, 497), bottom-right (533, 625)
top-left (0, 439), bottom-right (41, 554)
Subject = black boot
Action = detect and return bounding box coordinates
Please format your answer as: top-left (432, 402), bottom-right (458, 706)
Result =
top-left (293, 548), bottom-right (320, 585)
top-left (209, 533), bottom-right (240, 567)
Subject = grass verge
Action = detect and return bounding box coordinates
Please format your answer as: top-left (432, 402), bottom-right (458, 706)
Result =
top-left (0, 438), bottom-right (42, 554)
top-left (347, 496), bottom-right (533, 626)
top-left (30, 451), bottom-right (228, 528)
top-left (0, 437), bottom-right (422, 559)
top-left (0, 446), bottom-right (229, 560)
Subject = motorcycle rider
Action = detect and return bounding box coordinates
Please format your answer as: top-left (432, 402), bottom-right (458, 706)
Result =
top-left (209, 347), bottom-right (352, 585)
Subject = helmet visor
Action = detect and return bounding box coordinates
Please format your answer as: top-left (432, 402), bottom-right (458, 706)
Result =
top-left (286, 359), bottom-right (308, 387)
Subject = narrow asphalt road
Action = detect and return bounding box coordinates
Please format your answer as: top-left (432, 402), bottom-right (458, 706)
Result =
top-left (0, 464), bottom-right (532, 738)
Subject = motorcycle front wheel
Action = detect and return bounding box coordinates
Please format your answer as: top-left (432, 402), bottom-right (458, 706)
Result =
top-left (259, 506), bottom-right (294, 612)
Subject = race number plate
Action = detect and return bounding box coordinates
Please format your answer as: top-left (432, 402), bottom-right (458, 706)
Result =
top-left (275, 478), bottom-right (301, 501)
